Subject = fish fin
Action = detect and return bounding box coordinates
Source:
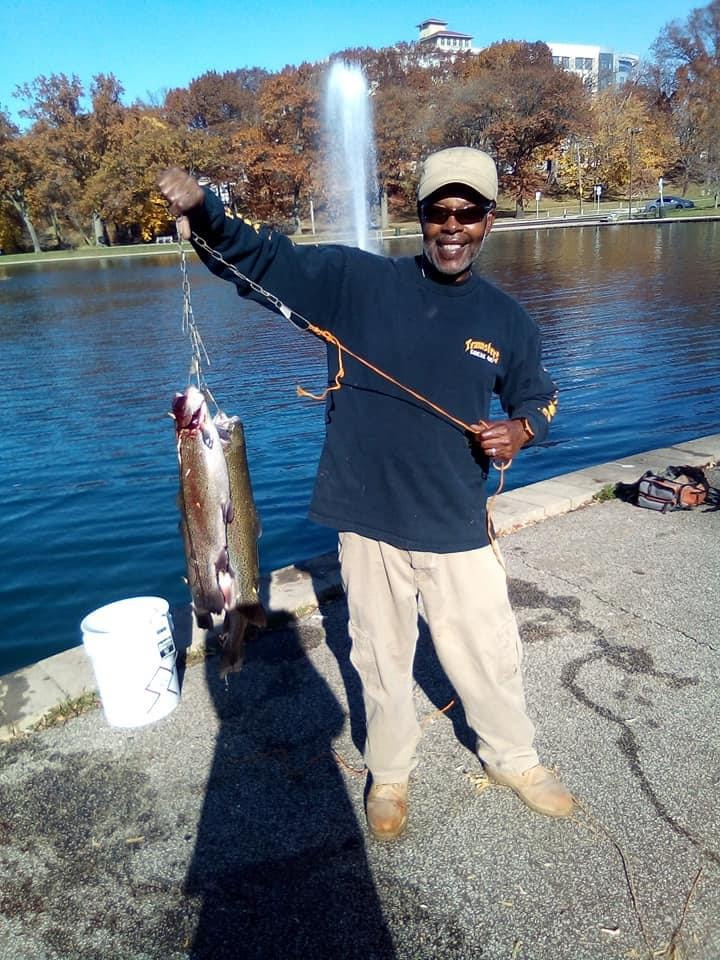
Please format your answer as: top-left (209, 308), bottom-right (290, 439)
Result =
top-left (218, 605), bottom-right (266, 677)
top-left (239, 602), bottom-right (266, 628)
top-left (218, 609), bottom-right (249, 678)
top-left (224, 499), bottom-right (235, 525)
top-left (194, 610), bottom-right (213, 630)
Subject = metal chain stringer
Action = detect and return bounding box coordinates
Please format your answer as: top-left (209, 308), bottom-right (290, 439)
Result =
top-left (190, 232), bottom-right (302, 328)
top-left (177, 229), bottom-right (211, 394)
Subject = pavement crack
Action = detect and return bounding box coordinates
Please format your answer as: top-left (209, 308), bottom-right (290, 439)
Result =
top-left (508, 564), bottom-right (719, 868)
top-left (562, 648), bottom-right (719, 867)
top-left (512, 555), bottom-right (714, 650)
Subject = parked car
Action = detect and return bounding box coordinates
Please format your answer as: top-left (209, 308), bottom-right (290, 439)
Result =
top-left (643, 196), bottom-right (695, 213)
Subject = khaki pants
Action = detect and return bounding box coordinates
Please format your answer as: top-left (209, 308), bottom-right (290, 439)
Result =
top-left (338, 531), bottom-right (538, 783)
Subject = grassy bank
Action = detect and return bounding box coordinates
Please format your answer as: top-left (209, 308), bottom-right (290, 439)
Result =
top-left (2, 197), bottom-right (718, 265)
top-left (0, 242), bottom-right (190, 266)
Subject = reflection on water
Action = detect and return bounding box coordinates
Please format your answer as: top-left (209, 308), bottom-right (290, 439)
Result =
top-left (1, 222), bottom-right (719, 671)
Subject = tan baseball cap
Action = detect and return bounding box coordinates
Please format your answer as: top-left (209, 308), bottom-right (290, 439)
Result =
top-left (417, 146), bottom-right (498, 203)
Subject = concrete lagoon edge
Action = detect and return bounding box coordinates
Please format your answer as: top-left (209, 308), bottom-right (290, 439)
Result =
top-left (1, 432), bottom-right (718, 740)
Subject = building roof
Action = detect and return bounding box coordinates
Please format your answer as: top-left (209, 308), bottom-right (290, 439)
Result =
top-left (418, 30), bottom-right (473, 41)
top-left (417, 17), bottom-right (448, 28)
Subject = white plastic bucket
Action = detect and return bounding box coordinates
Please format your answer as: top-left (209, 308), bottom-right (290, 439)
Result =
top-left (81, 596), bottom-right (180, 728)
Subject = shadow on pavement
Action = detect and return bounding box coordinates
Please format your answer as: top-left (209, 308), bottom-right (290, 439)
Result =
top-left (184, 614), bottom-right (396, 960)
top-left (301, 557), bottom-right (478, 772)
top-left (414, 618), bottom-right (477, 756)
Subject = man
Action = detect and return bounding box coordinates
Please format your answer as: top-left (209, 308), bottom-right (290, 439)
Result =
top-left (159, 146), bottom-right (572, 841)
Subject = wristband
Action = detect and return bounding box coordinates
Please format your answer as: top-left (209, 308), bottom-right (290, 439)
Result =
top-left (517, 417), bottom-right (535, 443)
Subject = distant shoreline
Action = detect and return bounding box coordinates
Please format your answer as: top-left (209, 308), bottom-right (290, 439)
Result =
top-left (2, 211), bottom-right (719, 267)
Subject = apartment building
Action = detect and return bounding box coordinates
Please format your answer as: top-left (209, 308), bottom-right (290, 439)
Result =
top-left (546, 42), bottom-right (639, 90)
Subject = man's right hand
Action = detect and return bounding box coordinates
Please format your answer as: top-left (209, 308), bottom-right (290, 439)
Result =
top-left (157, 168), bottom-right (204, 240)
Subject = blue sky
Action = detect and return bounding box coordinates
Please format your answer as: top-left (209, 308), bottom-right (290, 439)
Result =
top-left (1, 0), bottom-right (700, 124)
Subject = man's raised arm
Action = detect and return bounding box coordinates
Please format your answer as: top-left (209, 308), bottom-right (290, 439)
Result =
top-left (157, 168), bottom-right (205, 240)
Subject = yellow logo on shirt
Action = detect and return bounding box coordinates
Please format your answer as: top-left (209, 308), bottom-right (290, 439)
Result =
top-left (541, 397), bottom-right (558, 422)
top-left (465, 338), bottom-right (500, 364)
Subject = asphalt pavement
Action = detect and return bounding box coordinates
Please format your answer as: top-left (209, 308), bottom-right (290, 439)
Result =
top-left (1, 436), bottom-right (718, 960)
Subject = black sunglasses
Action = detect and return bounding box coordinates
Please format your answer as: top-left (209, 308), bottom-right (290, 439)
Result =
top-left (421, 201), bottom-right (495, 225)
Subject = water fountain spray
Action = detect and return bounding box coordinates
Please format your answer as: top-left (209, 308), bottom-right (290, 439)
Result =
top-left (324, 61), bottom-right (378, 250)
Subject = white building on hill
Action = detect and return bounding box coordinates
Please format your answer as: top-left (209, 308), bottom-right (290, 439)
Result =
top-left (416, 18), bottom-right (473, 53)
top-left (412, 20), bottom-right (638, 91)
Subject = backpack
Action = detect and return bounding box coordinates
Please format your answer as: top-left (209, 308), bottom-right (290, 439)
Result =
top-left (617, 463), bottom-right (720, 513)
top-left (637, 470), bottom-right (707, 512)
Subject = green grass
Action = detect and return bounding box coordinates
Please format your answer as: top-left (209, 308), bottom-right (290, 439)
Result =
top-left (651, 202), bottom-right (720, 217)
top-left (32, 692), bottom-right (100, 731)
top-left (593, 483), bottom-right (618, 502)
top-left (0, 242), bottom-right (190, 264)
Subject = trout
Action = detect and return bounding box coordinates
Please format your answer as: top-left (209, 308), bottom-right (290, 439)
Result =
top-left (215, 412), bottom-right (265, 675)
top-left (173, 386), bottom-right (235, 620)
top-left (172, 387), bottom-right (265, 675)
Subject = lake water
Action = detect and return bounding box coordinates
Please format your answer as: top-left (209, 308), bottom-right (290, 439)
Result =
top-left (2, 221), bottom-right (719, 673)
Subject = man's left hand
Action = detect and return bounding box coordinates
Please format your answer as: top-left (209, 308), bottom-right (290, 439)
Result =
top-left (469, 419), bottom-right (528, 462)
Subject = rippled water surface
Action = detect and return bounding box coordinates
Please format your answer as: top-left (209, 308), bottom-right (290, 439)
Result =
top-left (2, 221), bottom-right (719, 671)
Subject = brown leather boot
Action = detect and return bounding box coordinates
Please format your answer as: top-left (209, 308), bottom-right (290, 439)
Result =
top-left (484, 764), bottom-right (574, 818)
top-left (366, 781), bottom-right (408, 840)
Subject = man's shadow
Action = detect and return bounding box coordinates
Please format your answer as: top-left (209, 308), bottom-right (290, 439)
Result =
top-left (299, 557), bottom-right (477, 769)
top-left (181, 607), bottom-right (396, 960)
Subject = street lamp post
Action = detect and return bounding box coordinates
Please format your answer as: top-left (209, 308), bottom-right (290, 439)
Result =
top-left (575, 140), bottom-right (584, 214)
top-left (628, 127), bottom-right (641, 219)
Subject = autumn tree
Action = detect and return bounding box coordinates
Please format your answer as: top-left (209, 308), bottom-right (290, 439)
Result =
top-left (447, 42), bottom-right (591, 213)
top-left (229, 63), bottom-right (321, 230)
top-left (373, 76), bottom-right (445, 212)
top-left (13, 73), bottom-right (114, 244)
top-left (330, 44), bottom-right (460, 212)
top-left (48, 74), bottom-right (126, 244)
top-left (14, 74), bottom-right (93, 239)
top-left (329, 42), bottom-right (459, 88)
top-left (0, 111), bottom-right (43, 251)
top-left (163, 68), bottom-right (267, 133)
top-left (555, 86), bottom-right (677, 201)
top-left (649, 0), bottom-right (720, 193)
top-left (86, 109), bottom-right (225, 242)
top-left (15, 72), bottom-right (85, 126)
top-left (0, 206), bottom-right (22, 253)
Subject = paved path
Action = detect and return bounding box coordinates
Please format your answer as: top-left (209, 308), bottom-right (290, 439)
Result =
top-left (1, 436), bottom-right (718, 959)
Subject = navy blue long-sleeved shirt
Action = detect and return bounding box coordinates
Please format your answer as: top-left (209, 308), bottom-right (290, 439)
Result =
top-left (188, 189), bottom-right (558, 552)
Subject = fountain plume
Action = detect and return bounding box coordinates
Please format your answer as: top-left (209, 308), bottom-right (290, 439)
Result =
top-left (324, 61), bottom-right (378, 250)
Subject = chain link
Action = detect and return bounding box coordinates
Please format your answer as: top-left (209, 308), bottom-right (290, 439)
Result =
top-left (177, 225), bottom-right (210, 389)
top-left (190, 232), bottom-right (309, 330)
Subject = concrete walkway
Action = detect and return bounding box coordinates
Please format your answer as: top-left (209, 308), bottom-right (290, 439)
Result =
top-left (1, 435), bottom-right (718, 959)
